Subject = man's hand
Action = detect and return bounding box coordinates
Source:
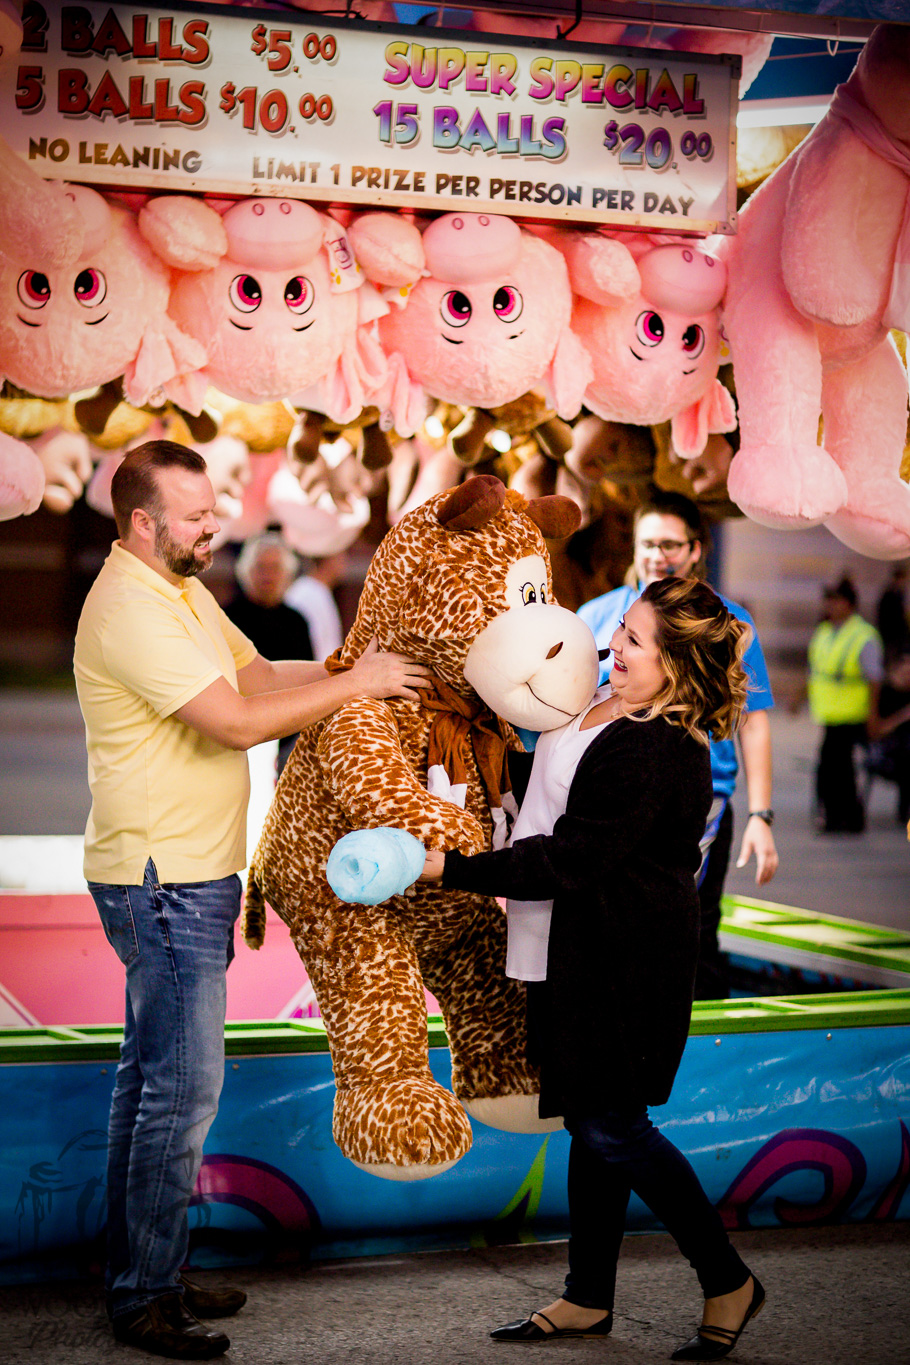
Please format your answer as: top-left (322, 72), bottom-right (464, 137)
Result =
top-left (419, 850), bottom-right (446, 881)
top-left (348, 637), bottom-right (431, 701)
top-left (736, 816), bottom-right (779, 886)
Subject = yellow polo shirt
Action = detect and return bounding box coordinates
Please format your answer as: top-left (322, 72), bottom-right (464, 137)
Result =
top-left (74, 543), bottom-right (258, 885)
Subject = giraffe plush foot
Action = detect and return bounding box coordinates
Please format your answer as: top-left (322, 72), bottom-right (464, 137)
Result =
top-left (333, 1073), bottom-right (473, 1181)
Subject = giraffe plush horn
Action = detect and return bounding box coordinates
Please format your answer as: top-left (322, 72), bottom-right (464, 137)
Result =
top-left (437, 475), bottom-right (506, 532)
top-left (524, 495), bottom-right (581, 540)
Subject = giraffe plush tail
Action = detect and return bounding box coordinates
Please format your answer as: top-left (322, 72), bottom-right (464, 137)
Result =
top-left (241, 870), bottom-right (268, 949)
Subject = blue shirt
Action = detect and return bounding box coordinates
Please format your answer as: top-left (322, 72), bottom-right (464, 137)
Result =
top-left (577, 583), bottom-right (774, 799)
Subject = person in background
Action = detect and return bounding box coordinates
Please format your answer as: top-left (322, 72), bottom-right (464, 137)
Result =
top-left (421, 578), bottom-right (766, 1361)
top-left (808, 576), bottom-right (884, 834)
top-left (225, 533), bottom-right (313, 774)
top-left (577, 490), bottom-right (777, 999)
top-left (867, 651), bottom-right (910, 827)
top-left (284, 550), bottom-right (346, 663)
top-left (875, 563), bottom-right (910, 664)
top-left (74, 441), bottom-right (428, 1360)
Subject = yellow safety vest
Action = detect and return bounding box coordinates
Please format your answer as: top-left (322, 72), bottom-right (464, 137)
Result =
top-left (808, 614), bottom-right (879, 726)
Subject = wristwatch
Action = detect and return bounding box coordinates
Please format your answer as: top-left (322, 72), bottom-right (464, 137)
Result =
top-left (749, 809), bottom-right (775, 827)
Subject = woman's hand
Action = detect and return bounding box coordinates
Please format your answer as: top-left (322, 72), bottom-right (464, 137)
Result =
top-left (419, 850), bottom-right (446, 881)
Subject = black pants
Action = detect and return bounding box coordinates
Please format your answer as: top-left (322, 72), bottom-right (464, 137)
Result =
top-left (562, 1109), bottom-right (750, 1312)
top-left (695, 802), bottom-right (734, 1001)
top-left (816, 723), bottom-right (867, 832)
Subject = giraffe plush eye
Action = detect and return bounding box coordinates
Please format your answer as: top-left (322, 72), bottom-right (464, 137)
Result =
top-left (520, 582), bottom-right (539, 605)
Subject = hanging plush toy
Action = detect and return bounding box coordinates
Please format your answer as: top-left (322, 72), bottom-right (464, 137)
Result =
top-left (138, 195), bottom-right (390, 424)
top-left (0, 183), bottom-right (205, 408)
top-left (243, 477), bottom-right (596, 1179)
top-left (717, 23), bottom-right (910, 559)
top-left (348, 210), bottom-right (593, 438)
top-left (562, 233), bottom-right (736, 460)
top-left (0, 431), bottom-right (44, 520)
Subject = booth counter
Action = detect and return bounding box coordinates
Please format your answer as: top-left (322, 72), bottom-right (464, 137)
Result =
top-left (2, 989), bottom-right (908, 1285)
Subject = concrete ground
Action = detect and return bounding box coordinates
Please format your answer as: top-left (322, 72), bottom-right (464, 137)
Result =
top-left (0, 1222), bottom-right (908, 1365)
top-left (1, 692), bottom-right (908, 1365)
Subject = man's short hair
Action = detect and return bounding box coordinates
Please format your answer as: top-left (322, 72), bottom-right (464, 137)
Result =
top-left (110, 441), bottom-right (208, 539)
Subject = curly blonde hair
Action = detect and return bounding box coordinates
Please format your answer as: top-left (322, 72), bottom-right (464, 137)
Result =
top-left (636, 578), bottom-right (751, 744)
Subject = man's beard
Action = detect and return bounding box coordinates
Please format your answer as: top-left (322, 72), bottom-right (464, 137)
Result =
top-left (154, 517), bottom-right (213, 578)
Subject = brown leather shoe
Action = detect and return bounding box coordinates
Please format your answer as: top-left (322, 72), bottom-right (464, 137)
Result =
top-left (112, 1293), bottom-right (230, 1359)
top-left (180, 1274), bottom-right (247, 1319)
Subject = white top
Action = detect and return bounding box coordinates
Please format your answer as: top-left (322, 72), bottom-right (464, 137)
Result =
top-left (506, 685), bottom-right (615, 981)
top-left (284, 575), bottom-right (344, 662)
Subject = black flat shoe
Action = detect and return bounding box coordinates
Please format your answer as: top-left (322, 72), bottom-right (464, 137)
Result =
top-left (112, 1293), bottom-right (230, 1359)
top-left (180, 1274), bottom-right (247, 1318)
top-left (492, 1309), bottom-right (612, 1342)
top-left (671, 1276), bottom-right (766, 1361)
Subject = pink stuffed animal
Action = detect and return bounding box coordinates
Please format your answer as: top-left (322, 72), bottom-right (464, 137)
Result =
top-left (0, 183), bottom-right (205, 406)
top-left (349, 211), bottom-right (592, 437)
top-left (139, 196), bottom-right (389, 424)
top-left (564, 233), bottom-right (735, 458)
top-left (0, 430), bottom-right (44, 520)
top-left (718, 24), bottom-right (910, 559)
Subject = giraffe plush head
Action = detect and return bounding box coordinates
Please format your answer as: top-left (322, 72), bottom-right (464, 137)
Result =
top-left (339, 475), bottom-right (595, 719)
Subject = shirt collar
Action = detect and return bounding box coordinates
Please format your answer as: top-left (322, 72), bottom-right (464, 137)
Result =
top-left (108, 541), bottom-right (191, 602)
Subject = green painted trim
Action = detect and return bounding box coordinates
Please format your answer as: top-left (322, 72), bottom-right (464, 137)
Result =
top-left (720, 894), bottom-right (910, 977)
top-left (2, 992), bottom-right (909, 1064)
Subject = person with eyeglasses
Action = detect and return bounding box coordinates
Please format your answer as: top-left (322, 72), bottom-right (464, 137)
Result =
top-left (577, 490), bottom-right (778, 999)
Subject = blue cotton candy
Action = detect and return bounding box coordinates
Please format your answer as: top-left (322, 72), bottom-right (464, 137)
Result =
top-left (326, 827), bottom-right (427, 905)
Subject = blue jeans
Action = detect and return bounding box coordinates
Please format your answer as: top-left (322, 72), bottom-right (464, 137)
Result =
top-left (88, 859), bottom-right (241, 1319)
top-left (562, 1109), bottom-right (749, 1311)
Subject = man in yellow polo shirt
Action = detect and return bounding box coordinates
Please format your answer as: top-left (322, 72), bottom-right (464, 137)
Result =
top-left (74, 440), bottom-right (428, 1360)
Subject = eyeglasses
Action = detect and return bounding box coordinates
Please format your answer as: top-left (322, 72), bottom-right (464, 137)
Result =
top-left (638, 538), bottom-right (694, 557)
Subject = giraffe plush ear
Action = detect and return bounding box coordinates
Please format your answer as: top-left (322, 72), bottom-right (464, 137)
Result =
top-left (523, 494), bottom-right (581, 540)
top-left (436, 475), bottom-right (506, 532)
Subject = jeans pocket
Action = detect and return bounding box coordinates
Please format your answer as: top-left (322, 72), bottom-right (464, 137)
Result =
top-left (88, 884), bottom-right (141, 967)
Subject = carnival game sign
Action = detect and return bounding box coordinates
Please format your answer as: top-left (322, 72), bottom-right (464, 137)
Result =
top-left (0, 2), bottom-right (739, 231)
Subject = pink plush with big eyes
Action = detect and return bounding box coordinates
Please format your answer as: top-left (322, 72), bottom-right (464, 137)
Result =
top-left (379, 228), bottom-right (572, 410)
top-left (573, 285), bottom-right (723, 425)
top-left (167, 242), bottom-right (359, 405)
top-left (0, 200), bottom-right (171, 398)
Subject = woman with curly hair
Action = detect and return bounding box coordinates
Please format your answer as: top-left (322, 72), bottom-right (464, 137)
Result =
top-left (421, 576), bottom-right (764, 1361)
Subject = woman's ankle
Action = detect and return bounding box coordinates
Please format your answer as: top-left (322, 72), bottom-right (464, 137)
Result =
top-left (534, 1298), bottom-right (611, 1330)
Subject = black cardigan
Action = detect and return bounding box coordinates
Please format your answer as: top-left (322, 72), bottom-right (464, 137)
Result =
top-left (443, 713), bottom-right (712, 1118)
